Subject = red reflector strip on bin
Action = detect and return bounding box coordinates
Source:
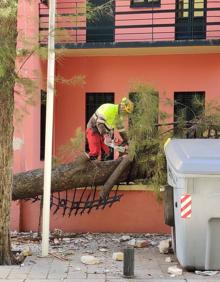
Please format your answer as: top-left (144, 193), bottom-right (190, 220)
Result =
top-left (180, 194), bottom-right (192, 219)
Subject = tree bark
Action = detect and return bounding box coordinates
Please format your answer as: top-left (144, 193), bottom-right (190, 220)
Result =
top-left (0, 0), bottom-right (18, 265)
top-left (0, 93), bottom-right (14, 265)
top-left (12, 156), bottom-right (132, 200)
top-left (99, 155), bottom-right (132, 199)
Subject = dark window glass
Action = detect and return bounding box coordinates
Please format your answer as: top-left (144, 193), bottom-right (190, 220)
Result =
top-left (175, 0), bottom-right (206, 40)
top-left (40, 90), bottom-right (47, 161)
top-left (130, 0), bottom-right (160, 8)
top-left (174, 91), bottom-right (205, 134)
top-left (87, 0), bottom-right (115, 42)
top-left (41, 0), bottom-right (48, 5)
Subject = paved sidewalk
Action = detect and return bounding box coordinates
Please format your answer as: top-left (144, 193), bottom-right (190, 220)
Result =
top-left (0, 233), bottom-right (219, 281)
top-left (1, 249), bottom-right (220, 282)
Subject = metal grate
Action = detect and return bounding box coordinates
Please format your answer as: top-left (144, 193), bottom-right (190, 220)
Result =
top-left (26, 185), bottom-right (123, 216)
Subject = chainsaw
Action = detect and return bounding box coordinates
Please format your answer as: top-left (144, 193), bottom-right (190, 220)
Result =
top-left (104, 140), bottom-right (127, 153)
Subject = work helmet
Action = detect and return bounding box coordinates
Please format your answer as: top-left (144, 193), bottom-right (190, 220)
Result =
top-left (120, 97), bottom-right (134, 114)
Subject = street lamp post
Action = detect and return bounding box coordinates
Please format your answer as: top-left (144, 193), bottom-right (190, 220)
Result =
top-left (41, 0), bottom-right (56, 257)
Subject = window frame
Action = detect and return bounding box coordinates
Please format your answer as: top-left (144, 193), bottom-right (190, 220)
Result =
top-left (130, 0), bottom-right (161, 8)
top-left (85, 92), bottom-right (115, 159)
top-left (173, 91), bottom-right (205, 136)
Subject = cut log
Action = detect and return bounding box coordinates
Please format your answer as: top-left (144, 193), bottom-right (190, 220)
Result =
top-left (99, 155), bottom-right (132, 199)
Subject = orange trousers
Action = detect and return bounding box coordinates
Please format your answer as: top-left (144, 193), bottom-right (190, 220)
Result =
top-left (86, 128), bottom-right (110, 160)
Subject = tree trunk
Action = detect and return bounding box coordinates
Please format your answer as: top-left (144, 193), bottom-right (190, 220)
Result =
top-left (12, 156), bottom-right (132, 200)
top-left (100, 155), bottom-right (132, 199)
top-left (0, 0), bottom-right (18, 265)
top-left (0, 93), bottom-right (14, 265)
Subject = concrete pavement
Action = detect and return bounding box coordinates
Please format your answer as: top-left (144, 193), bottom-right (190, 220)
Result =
top-left (0, 248), bottom-right (220, 281)
top-left (0, 233), bottom-right (219, 281)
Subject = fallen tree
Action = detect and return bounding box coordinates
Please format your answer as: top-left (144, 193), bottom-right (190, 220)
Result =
top-left (12, 154), bottom-right (137, 200)
top-left (12, 119), bottom-right (220, 201)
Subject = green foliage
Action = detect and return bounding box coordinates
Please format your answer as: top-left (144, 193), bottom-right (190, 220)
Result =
top-left (87, 0), bottom-right (114, 22)
top-left (127, 83), bottom-right (170, 192)
top-left (55, 75), bottom-right (86, 87)
top-left (127, 83), bottom-right (220, 193)
top-left (0, 0), bottom-right (18, 94)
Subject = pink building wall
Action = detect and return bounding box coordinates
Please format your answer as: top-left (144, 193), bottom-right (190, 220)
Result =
top-left (207, 1), bottom-right (220, 39)
top-left (20, 190), bottom-right (170, 233)
top-left (54, 53), bottom-right (220, 151)
top-left (115, 0), bottom-right (175, 42)
top-left (11, 0), bottom-right (44, 231)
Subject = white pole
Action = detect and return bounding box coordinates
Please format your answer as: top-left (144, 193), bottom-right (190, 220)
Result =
top-left (41, 0), bottom-right (56, 257)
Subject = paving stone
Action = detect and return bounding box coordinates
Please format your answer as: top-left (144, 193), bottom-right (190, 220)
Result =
top-left (0, 269), bottom-right (11, 279)
top-left (0, 280), bottom-right (24, 282)
top-left (87, 273), bottom-right (106, 279)
top-left (106, 279), bottom-right (147, 282)
top-left (48, 260), bottom-right (68, 278)
top-left (186, 280), bottom-right (211, 282)
top-left (147, 280), bottom-right (186, 282)
top-left (10, 265), bottom-right (32, 274)
top-left (27, 272), bottom-right (48, 279)
top-left (26, 280), bottom-right (61, 282)
top-left (66, 271), bottom-right (87, 279)
top-left (86, 264), bottom-right (106, 273)
top-left (7, 273), bottom-right (28, 279)
top-left (65, 278), bottom-right (105, 282)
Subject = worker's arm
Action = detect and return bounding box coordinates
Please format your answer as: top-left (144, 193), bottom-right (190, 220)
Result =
top-left (115, 116), bottom-right (128, 144)
top-left (96, 121), bottom-right (109, 136)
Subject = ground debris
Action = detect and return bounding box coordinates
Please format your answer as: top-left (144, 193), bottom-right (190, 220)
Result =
top-left (112, 252), bottom-right (124, 261)
top-left (165, 256), bottom-right (172, 263)
top-left (195, 270), bottom-right (218, 276)
top-left (168, 265), bottom-right (183, 276)
top-left (10, 231), bottom-right (170, 263)
top-left (80, 255), bottom-right (102, 265)
top-left (120, 235), bottom-right (131, 241)
top-left (49, 252), bottom-right (69, 261)
top-left (158, 238), bottom-right (172, 254)
top-left (127, 238), bottom-right (149, 248)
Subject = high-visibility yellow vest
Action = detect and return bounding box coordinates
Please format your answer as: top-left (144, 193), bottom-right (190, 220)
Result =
top-left (96, 104), bottom-right (120, 130)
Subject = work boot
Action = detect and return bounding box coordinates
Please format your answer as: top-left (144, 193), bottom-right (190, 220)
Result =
top-left (89, 155), bottom-right (98, 161)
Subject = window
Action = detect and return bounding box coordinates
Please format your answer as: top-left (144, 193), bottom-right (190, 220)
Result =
top-left (86, 93), bottom-right (114, 158)
top-left (40, 90), bottom-right (47, 161)
top-left (130, 0), bottom-right (160, 8)
top-left (178, 0), bottom-right (189, 18)
top-left (86, 0), bottom-right (114, 42)
top-left (41, 0), bottom-right (48, 5)
top-left (194, 0), bottom-right (205, 17)
top-left (174, 91), bottom-right (205, 135)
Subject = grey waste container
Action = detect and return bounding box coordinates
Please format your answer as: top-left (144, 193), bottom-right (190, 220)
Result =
top-left (164, 139), bottom-right (220, 270)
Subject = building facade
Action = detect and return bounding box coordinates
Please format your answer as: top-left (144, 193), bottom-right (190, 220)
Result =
top-left (11, 0), bottom-right (220, 233)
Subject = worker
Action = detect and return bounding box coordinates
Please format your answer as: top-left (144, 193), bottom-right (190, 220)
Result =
top-left (86, 97), bottom-right (134, 160)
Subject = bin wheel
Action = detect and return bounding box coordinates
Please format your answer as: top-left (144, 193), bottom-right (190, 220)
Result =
top-left (163, 185), bottom-right (175, 226)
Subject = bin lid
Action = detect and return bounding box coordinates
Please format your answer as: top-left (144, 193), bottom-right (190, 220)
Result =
top-left (164, 139), bottom-right (220, 175)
